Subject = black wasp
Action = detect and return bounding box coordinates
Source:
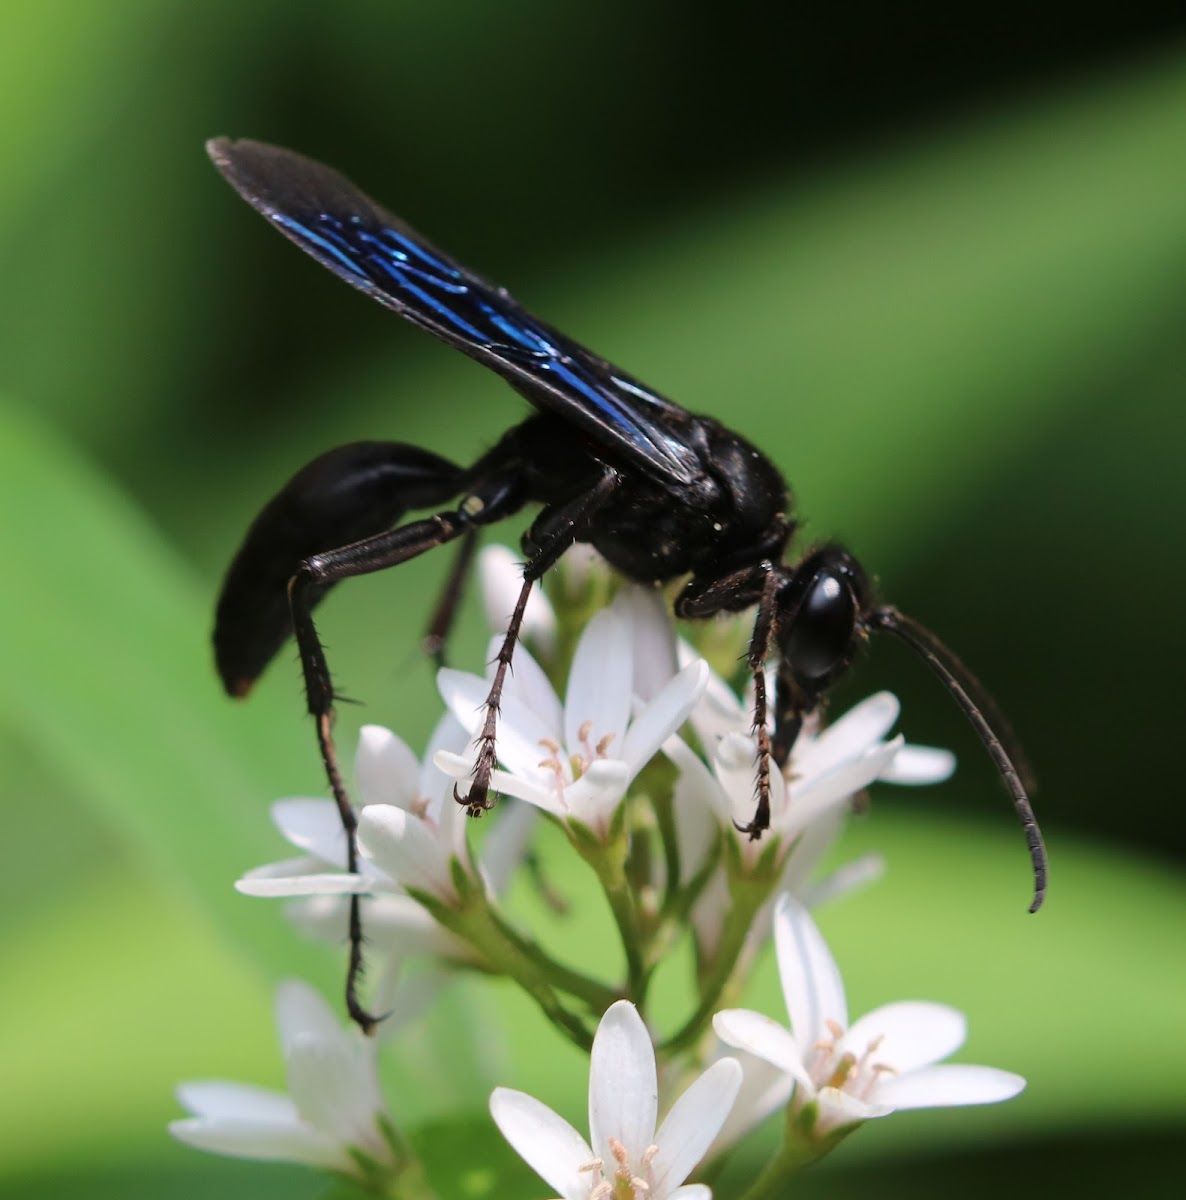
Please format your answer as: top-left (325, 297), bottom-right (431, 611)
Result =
top-left (209, 139), bottom-right (1047, 1032)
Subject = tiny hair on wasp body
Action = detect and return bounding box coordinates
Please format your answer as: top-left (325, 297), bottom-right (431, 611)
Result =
top-left (207, 137), bottom-right (1048, 1032)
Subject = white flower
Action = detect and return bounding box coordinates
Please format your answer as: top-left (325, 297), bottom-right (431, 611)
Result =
top-left (679, 665), bottom-right (954, 860)
top-left (233, 716), bottom-right (539, 1024)
top-left (236, 712), bottom-right (533, 910)
top-left (491, 1000), bottom-right (741, 1199)
top-left (556, 541), bottom-right (613, 596)
top-left (170, 980), bottom-right (394, 1178)
top-left (354, 723), bottom-right (543, 906)
top-left (713, 894), bottom-right (1025, 1137)
top-left (614, 583), bottom-right (680, 703)
top-left (704, 1045), bottom-right (794, 1157)
top-left (668, 680), bottom-right (952, 952)
top-left (436, 594), bottom-right (708, 839)
top-left (479, 543), bottom-right (557, 655)
top-left (236, 715), bottom-right (470, 899)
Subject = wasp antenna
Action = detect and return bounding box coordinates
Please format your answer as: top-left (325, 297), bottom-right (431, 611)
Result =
top-left (867, 606), bottom-right (1048, 913)
top-left (878, 608), bottom-right (1036, 795)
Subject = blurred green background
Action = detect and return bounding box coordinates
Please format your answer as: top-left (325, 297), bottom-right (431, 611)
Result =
top-left (2, 2), bottom-right (1184, 1196)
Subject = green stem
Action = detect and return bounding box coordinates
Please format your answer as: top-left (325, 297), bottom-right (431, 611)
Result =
top-left (346, 1118), bottom-right (443, 1200)
top-left (599, 861), bottom-right (648, 1001)
top-left (483, 898), bottom-right (619, 1011)
top-left (733, 1137), bottom-right (818, 1200)
top-left (423, 881), bottom-right (596, 1050)
top-left (734, 1105), bottom-right (855, 1200)
top-left (653, 787), bottom-right (681, 898)
top-left (658, 824), bottom-right (722, 926)
top-left (643, 825), bottom-right (722, 975)
top-left (572, 815), bottom-right (649, 1002)
top-left (658, 852), bottom-right (779, 1056)
top-left (380, 1157), bottom-right (440, 1200)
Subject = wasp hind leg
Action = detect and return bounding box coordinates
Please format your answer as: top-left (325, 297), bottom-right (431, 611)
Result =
top-left (278, 457), bottom-right (530, 1032)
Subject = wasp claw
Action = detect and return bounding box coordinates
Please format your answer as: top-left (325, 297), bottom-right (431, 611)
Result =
top-left (454, 781), bottom-right (497, 817)
top-left (732, 817), bottom-right (768, 841)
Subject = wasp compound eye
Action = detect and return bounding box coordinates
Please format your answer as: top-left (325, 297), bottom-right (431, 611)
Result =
top-left (784, 568), bottom-right (858, 682)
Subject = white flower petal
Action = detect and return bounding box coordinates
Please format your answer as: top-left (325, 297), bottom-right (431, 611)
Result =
top-left (270, 799), bottom-right (349, 863)
top-left (176, 1081), bottom-right (298, 1123)
top-left (419, 712), bottom-right (471, 811)
top-left (365, 891), bottom-right (437, 930)
top-left (283, 894), bottom-right (435, 962)
top-left (688, 866), bottom-right (729, 958)
top-left (681, 639), bottom-right (750, 746)
top-left (777, 804), bottom-right (847, 897)
top-left (557, 541), bottom-right (608, 593)
top-left (479, 545), bottom-right (557, 653)
top-left (650, 1057), bottom-right (741, 1193)
top-left (713, 732), bottom-right (763, 826)
top-left (495, 697), bottom-right (569, 784)
top-left (480, 799), bottom-right (538, 895)
top-left (712, 1010), bottom-right (812, 1090)
top-left (566, 609), bottom-right (633, 750)
top-left (483, 766), bottom-right (571, 817)
top-left (168, 1115), bottom-right (350, 1172)
top-left (437, 794), bottom-right (469, 863)
top-left (275, 979), bottom-right (340, 1052)
top-left (235, 871), bottom-right (366, 897)
top-left (709, 1049), bottom-right (795, 1154)
top-left (614, 584), bottom-right (678, 701)
top-left (799, 853), bottom-right (886, 909)
top-left (841, 1001), bottom-right (967, 1073)
top-left (670, 769), bottom-right (718, 887)
top-left (174, 980), bottom-right (392, 1180)
top-left (477, 544), bottom-right (525, 629)
top-left (774, 894), bottom-right (848, 1043)
top-left (667, 736), bottom-right (732, 825)
top-left (788, 737), bottom-right (903, 832)
top-left (879, 744), bottom-right (956, 785)
top-left (588, 1001), bottom-right (658, 1166)
top-left (669, 1187), bottom-right (713, 1200)
top-left (793, 692), bottom-right (899, 779)
top-left (357, 805), bottom-right (450, 896)
top-left (354, 725), bottom-right (420, 810)
top-left (620, 660), bottom-right (709, 773)
top-left (496, 637), bottom-right (564, 735)
top-left (490, 1087), bottom-right (594, 1200)
top-left (238, 855), bottom-right (321, 881)
top-left (372, 966), bottom-right (452, 1040)
top-left (564, 758), bottom-right (630, 830)
top-left (283, 893), bottom-right (344, 943)
top-left (434, 751), bottom-right (566, 816)
top-left (816, 1086), bottom-right (891, 1131)
top-left (434, 749), bottom-right (474, 780)
top-left (438, 666), bottom-right (557, 783)
top-left (286, 1030), bottom-right (381, 1149)
top-left (754, 765), bottom-right (791, 838)
top-left (874, 1064), bottom-right (1026, 1110)
top-left (436, 668), bottom-right (492, 736)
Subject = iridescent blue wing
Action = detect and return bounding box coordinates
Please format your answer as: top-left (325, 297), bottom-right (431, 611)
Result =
top-left (207, 139), bottom-right (705, 488)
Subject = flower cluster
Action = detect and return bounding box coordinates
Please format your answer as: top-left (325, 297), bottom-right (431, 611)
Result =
top-left (172, 547), bottom-right (1027, 1198)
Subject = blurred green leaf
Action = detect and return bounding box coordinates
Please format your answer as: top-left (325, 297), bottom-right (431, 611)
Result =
top-left (0, 403), bottom-right (323, 981)
top-left (0, 1), bottom-right (169, 231)
top-left (0, 868), bottom-right (275, 1176)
